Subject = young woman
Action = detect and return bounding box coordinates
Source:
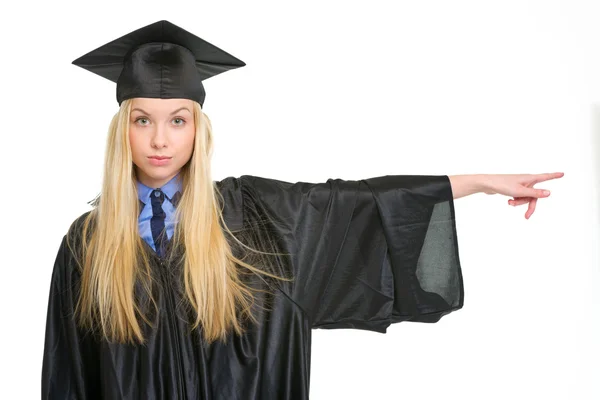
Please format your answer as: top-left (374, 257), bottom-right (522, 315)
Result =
top-left (41, 20), bottom-right (563, 399)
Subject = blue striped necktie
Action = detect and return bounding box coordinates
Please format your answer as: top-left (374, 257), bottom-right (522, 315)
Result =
top-left (150, 189), bottom-right (168, 257)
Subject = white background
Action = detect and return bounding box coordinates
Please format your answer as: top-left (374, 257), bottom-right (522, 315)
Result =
top-left (0, 0), bottom-right (595, 399)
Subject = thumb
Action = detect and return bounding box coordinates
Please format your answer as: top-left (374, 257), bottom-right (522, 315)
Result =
top-left (523, 187), bottom-right (551, 198)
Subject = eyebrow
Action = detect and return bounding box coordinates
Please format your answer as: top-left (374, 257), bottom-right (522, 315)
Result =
top-left (131, 107), bottom-right (191, 116)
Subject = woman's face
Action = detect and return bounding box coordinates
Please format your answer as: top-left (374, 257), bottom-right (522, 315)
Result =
top-left (129, 97), bottom-right (196, 188)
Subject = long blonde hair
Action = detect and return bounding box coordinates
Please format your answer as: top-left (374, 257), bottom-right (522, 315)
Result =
top-left (67, 98), bottom-right (289, 345)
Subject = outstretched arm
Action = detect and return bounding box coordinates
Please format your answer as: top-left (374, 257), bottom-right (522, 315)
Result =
top-left (449, 172), bottom-right (565, 218)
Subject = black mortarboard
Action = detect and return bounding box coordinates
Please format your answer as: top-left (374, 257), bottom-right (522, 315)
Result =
top-left (71, 20), bottom-right (246, 107)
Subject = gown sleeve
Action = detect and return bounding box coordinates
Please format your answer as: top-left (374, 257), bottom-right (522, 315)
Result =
top-left (238, 174), bottom-right (464, 333)
top-left (41, 234), bottom-right (100, 399)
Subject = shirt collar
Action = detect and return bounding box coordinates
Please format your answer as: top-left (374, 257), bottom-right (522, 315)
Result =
top-left (137, 172), bottom-right (183, 206)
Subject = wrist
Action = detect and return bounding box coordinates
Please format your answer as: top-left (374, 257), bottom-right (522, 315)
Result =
top-left (477, 174), bottom-right (494, 195)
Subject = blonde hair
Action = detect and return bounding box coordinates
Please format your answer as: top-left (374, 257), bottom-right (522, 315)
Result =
top-left (67, 98), bottom-right (290, 345)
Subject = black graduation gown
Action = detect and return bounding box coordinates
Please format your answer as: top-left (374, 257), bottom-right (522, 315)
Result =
top-left (41, 174), bottom-right (464, 399)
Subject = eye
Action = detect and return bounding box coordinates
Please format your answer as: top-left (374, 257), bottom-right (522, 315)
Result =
top-left (135, 117), bottom-right (149, 126)
top-left (173, 118), bottom-right (186, 126)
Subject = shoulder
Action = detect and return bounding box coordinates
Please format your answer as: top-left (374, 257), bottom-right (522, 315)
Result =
top-left (215, 175), bottom-right (241, 189)
top-left (60, 210), bottom-right (96, 269)
top-left (214, 177), bottom-right (246, 231)
top-left (213, 175), bottom-right (279, 227)
top-left (49, 212), bottom-right (93, 291)
top-left (66, 210), bottom-right (95, 240)
top-left (71, 210), bottom-right (95, 229)
top-left (215, 175), bottom-right (280, 192)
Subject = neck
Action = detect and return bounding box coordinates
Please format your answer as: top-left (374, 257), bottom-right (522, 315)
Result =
top-left (136, 169), bottom-right (180, 188)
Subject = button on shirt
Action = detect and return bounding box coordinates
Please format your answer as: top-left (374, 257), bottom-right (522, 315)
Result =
top-left (137, 173), bottom-right (182, 254)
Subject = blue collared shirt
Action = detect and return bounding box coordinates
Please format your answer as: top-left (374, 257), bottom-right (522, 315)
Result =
top-left (136, 173), bottom-right (182, 253)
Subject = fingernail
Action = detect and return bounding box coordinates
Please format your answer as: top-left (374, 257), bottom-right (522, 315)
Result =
top-left (543, 190), bottom-right (550, 196)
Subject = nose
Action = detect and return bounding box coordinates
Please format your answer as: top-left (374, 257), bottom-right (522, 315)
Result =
top-left (150, 124), bottom-right (167, 148)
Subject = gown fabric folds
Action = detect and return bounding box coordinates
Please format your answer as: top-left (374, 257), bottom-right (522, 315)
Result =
top-left (41, 174), bottom-right (464, 400)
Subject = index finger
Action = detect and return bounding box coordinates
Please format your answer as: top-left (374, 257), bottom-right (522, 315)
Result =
top-left (534, 172), bottom-right (564, 183)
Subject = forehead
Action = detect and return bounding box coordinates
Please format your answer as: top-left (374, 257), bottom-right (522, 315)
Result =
top-left (130, 98), bottom-right (193, 113)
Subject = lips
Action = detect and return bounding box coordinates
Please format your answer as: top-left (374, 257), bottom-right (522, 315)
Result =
top-left (148, 156), bottom-right (171, 166)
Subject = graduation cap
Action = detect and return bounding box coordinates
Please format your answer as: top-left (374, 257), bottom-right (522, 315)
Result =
top-left (71, 20), bottom-right (246, 106)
